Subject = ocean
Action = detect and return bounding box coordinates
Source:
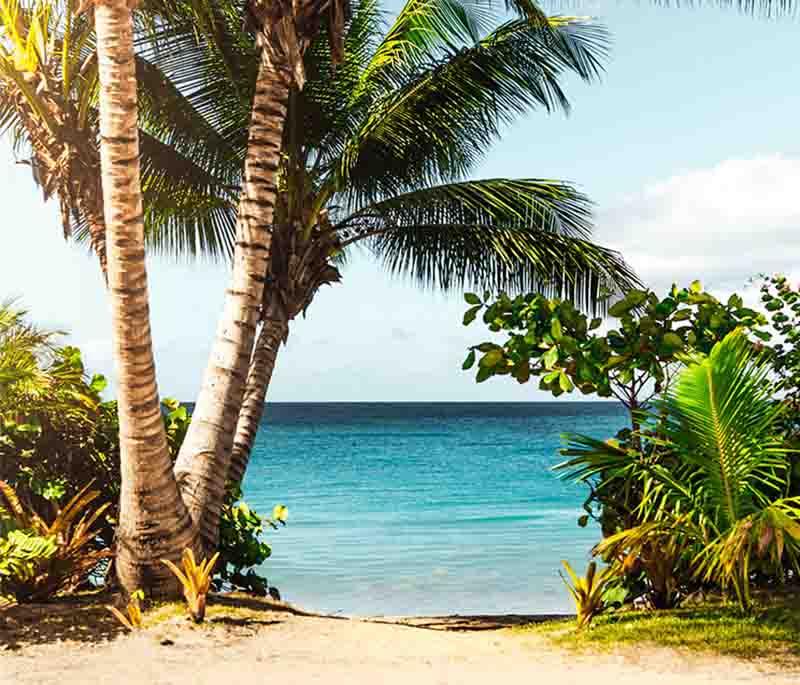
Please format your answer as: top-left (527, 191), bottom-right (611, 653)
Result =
top-left (241, 402), bottom-right (627, 617)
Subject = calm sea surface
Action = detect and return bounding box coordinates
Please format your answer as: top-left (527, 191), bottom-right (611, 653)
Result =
top-left (242, 402), bottom-right (626, 617)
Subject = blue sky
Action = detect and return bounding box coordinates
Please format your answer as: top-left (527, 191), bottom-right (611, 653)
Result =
top-left (2, 3), bottom-right (799, 401)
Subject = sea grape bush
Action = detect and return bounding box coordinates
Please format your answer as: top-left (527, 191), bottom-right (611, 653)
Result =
top-left (462, 281), bottom-right (767, 422)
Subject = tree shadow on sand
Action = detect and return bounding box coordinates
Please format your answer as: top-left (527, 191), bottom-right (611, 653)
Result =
top-left (0, 594), bottom-right (126, 650)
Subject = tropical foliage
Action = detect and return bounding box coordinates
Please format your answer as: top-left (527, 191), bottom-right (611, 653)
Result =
top-left (0, 302), bottom-right (285, 601)
top-left (465, 281), bottom-right (800, 613)
top-left (162, 548), bottom-right (220, 623)
top-left (0, 480), bottom-right (111, 602)
top-left (560, 560), bottom-right (616, 629)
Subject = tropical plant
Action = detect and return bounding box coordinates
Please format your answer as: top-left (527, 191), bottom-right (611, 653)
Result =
top-left (141, 0), bottom-right (637, 509)
top-left (106, 589), bottom-right (145, 630)
top-left (0, 0), bottom-right (238, 276)
top-left (216, 494), bottom-right (287, 596)
top-left (463, 281), bottom-right (767, 426)
top-left (162, 548), bottom-right (220, 623)
top-left (594, 331), bottom-right (800, 612)
top-left (560, 559), bottom-right (615, 629)
top-left (0, 480), bottom-right (112, 601)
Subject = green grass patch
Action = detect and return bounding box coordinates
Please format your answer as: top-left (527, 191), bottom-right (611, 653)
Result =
top-left (521, 601), bottom-right (800, 662)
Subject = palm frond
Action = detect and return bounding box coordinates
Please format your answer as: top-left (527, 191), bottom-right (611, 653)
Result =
top-left (660, 329), bottom-right (791, 530)
top-left (339, 178), bottom-right (637, 305)
top-left (335, 17), bottom-right (610, 202)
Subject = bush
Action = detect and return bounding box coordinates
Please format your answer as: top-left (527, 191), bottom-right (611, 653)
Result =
top-left (0, 481), bottom-right (112, 602)
top-left (216, 488), bottom-right (287, 597)
top-left (466, 281), bottom-right (800, 610)
top-left (0, 302), bottom-right (287, 600)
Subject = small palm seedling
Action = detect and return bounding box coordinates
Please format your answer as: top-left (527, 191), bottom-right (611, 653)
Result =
top-left (162, 549), bottom-right (220, 623)
top-left (560, 560), bottom-right (615, 629)
top-left (107, 590), bottom-right (145, 631)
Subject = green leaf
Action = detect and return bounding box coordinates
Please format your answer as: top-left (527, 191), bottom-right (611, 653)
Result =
top-left (476, 366), bottom-right (492, 383)
top-left (551, 318), bottom-right (563, 341)
top-left (662, 332), bottom-right (683, 351)
top-left (543, 346), bottom-right (559, 370)
top-left (589, 317), bottom-right (602, 330)
top-left (463, 306), bottom-right (481, 326)
top-left (690, 280), bottom-right (702, 294)
top-left (608, 300), bottom-right (631, 318)
top-left (464, 293), bottom-right (481, 305)
top-left (480, 349), bottom-right (504, 368)
top-left (559, 370), bottom-right (573, 392)
top-left (462, 350), bottom-right (476, 370)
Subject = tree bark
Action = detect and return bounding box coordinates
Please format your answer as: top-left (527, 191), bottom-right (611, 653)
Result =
top-left (227, 312), bottom-right (289, 487)
top-left (93, 0), bottom-right (195, 596)
top-left (174, 48), bottom-right (291, 552)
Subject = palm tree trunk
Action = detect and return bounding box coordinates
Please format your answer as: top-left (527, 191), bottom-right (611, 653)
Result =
top-left (174, 48), bottom-right (290, 552)
top-left (93, 0), bottom-right (195, 596)
top-left (228, 312), bottom-right (289, 487)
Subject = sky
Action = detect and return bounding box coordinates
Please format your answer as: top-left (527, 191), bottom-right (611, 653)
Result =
top-left (1, 2), bottom-right (799, 402)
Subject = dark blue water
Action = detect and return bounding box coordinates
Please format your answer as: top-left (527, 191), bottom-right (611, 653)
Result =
top-left (241, 402), bottom-right (626, 617)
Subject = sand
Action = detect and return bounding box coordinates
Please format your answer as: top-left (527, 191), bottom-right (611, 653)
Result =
top-left (1, 600), bottom-right (797, 685)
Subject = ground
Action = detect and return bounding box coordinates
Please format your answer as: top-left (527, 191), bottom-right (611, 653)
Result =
top-left (1, 595), bottom-right (798, 685)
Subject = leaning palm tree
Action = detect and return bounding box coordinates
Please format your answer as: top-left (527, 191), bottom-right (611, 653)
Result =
top-left (155, 0), bottom-right (353, 553)
top-left (134, 0), bottom-right (638, 511)
top-left (225, 0), bottom-right (639, 486)
top-left (596, 330), bottom-right (800, 611)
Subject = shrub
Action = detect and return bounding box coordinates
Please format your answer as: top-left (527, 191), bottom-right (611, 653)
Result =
top-left (0, 480), bottom-right (112, 602)
top-left (216, 490), bottom-right (287, 596)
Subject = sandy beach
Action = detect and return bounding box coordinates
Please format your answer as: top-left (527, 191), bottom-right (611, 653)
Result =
top-left (1, 598), bottom-right (797, 685)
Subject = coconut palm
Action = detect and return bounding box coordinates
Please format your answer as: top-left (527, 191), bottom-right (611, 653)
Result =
top-left (159, 0), bottom-right (353, 553)
top-left (132, 0), bottom-right (637, 507)
top-left (0, 0), bottom-right (107, 272)
top-left (225, 0), bottom-right (639, 486)
top-left (90, 0), bottom-right (197, 595)
top-left (595, 330), bottom-right (800, 611)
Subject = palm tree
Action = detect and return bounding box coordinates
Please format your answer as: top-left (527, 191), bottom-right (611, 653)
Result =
top-left (135, 0), bottom-right (637, 504)
top-left (225, 0), bottom-right (639, 486)
top-left (0, 0), bottom-right (239, 275)
top-left (595, 331), bottom-right (800, 611)
top-left (91, 0), bottom-right (196, 595)
top-left (130, 0), bottom-right (351, 554)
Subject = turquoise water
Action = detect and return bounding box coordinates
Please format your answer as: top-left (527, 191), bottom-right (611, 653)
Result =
top-left (242, 402), bottom-right (626, 617)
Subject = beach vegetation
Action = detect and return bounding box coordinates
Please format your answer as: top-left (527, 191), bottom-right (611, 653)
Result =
top-left (593, 331), bottom-right (800, 612)
top-left (0, 302), bottom-right (285, 601)
top-left (106, 589), bottom-right (145, 631)
top-left (524, 597), bottom-right (800, 662)
top-left (559, 560), bottom-right (617, 629)
top-left (162, 548), bottom-right (221, 623)
top-left (466, 279), bottom-right (800, 613)
top-left (0, 480), bottom-right (111, 603)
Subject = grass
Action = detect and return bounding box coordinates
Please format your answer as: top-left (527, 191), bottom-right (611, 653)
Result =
top-left (521, 600), bottom-right (800, 663)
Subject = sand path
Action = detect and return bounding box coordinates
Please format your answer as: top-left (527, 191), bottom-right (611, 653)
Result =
top-left (2, 609), bottom-right (797, 685)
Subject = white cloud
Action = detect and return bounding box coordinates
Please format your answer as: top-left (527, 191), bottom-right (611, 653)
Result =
top-left (596, 156), bottom-right (800, 295)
